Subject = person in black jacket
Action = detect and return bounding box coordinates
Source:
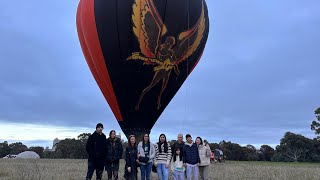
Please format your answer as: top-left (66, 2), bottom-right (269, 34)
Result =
top-left (183, 134), bottom-right (200, 180)
top-left (171, 133), bottom-right (185, 159)
top-left (124, 135), bottom-right (139, 180)
top-left (86, 123), bottom-right (107, 180)
top-left (105, 130), bottom-right (123, 180)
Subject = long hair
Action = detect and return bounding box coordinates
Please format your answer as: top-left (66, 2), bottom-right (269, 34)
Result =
top-left (157, 134), bottom-right (168, 153)
top-left (173, 147), bottom-right (183, 162)
top-left (109, 130), bottom-right (116, 138)
top-left (128, 135), bottom-right (136, 148)
top-left (142, 133), bottom-right (150, 149)
top-left (196, 136), bottom-right (203, 145)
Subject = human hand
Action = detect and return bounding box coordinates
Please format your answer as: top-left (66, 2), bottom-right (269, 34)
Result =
top-left (165, 163), bottom-right (169, 168)
top-left (127, 167), bottom-right (131, 173)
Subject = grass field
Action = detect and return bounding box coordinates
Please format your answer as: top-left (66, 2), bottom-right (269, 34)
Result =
top-left (0, 159), bottom-right (320, 180)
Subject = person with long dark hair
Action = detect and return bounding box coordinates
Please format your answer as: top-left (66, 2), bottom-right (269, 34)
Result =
top-left (105, 130), bottom-right (123, 180)
top-left (124, 135), bottom-right (138, 180)
top-left (138, 133), bottom-right (155, 180)
top-left (155, 134), bottom-right (172, 180)
top-left (196, 137), bottom-right (211, 180)
top-left (171, 147), bottom-right (185, 180)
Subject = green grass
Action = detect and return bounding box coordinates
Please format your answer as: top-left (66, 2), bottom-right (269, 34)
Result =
top-left (226, 160), bottom-right (320, 167)
top-left (0, 159), bottom-right (319, 180)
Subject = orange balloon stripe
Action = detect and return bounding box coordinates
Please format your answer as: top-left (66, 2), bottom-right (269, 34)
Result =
top-left (77, 0), bottom-right (123, 121)
top-left (76, 1), bottom-right (111, 117)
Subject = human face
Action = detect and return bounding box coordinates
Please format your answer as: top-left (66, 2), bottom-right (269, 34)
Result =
top-left (110, 131), bottom-right (116, 139)
top-left (187, 137), bottom-right (192, 143)
top-left (177, 134), bottom-right (183, 143)
top-left (176, 149), bottom-right (180, 155)
top-left (196, 138), bottom-right (201, 145)
top-left (144, 134), bottom-right (149, 142)
top-left (130, 136), bottom-right (136, 145)
top-left (160, 135), bottom-right (165, 143)
top-left (96, 127), bottom-right (103, 134)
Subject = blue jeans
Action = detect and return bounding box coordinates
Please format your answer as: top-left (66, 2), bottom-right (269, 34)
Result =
top-left (157, 163), bottom-right (169, 180)
top-left (172, 170), bottom-right (185, 180)
top-left (186, 164), bottom-right (199, 180)
top-left (140, 162), bottom-right (152, 180)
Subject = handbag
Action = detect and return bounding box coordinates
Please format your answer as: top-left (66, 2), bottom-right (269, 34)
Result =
top-left (152, 164), bottom-right (157, 173)
top-left (138, 156), bottom-right (149, 163)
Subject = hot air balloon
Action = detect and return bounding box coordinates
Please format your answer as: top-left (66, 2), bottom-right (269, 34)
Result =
top-left (76, 0), bottom-right (209, 140)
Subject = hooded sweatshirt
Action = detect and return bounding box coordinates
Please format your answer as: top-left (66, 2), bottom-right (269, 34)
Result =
top-left (86, 131), bottom-right (107, 159)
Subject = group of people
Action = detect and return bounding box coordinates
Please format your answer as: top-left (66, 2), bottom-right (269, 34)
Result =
top-left (86, 123), bottom-right (212, 180)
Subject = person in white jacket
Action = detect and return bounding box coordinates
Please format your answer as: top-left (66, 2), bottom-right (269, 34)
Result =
top-left (137, 133), bottom-right (155, 180)
top-left (196, 137), bottom-right (211, 180)
top-left (171, 147), bottom-right (185, 180)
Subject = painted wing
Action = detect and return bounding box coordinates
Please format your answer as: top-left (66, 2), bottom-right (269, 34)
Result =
top-left (174, 0), bottom-right (206, 64)
top-left (132, 0), bottom-right (167, 58)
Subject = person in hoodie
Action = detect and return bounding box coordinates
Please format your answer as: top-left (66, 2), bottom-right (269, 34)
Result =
top-left (155, 133), bottom-right (172, 180)
top-left (137, 133), bottom-right (155, 180)
top-left (196, 137), bottom-right (211, 180)
top-left (183, 134), bottom-right (200, 180)
top-left (86, 123), bottom-right (107, 180)
top-left (171, 147), bottom-right (185, 180)
top-left (105, 130), bottom-right (123, 180)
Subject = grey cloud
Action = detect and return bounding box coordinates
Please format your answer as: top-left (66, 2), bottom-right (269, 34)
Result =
top-left (0, 0), bottom-right (319, 147)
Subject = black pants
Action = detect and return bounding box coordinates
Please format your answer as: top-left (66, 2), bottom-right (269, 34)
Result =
top-left (124, 167), bottom-right (137, 180)
top-left (86, 158), bottom-right (105, 180)
top-left (105, 161), bottom-right (120, 180)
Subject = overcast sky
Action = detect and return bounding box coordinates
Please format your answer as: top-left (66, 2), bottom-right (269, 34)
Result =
top-left (0, 0), bottom-right (319, 149)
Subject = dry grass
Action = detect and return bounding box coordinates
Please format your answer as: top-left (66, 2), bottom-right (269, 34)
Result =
top-left (0, 159), bottom-right (319, 180)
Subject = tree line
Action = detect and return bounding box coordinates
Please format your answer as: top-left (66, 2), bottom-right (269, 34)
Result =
top-left (1, 107), bottom-right (319, 162)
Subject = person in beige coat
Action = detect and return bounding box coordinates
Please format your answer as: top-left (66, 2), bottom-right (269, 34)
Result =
top-left (196, 137), bottom-right (211, 180)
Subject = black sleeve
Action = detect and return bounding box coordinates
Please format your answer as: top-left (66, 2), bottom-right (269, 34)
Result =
top-left (196, 146), bottom-right (200, 163)
top-left (171, 143), bottom-right (176, 158)
top-left (105, 140), bottom-right (111, 162)
top-left (118, 141), bottom-right (123, 159)
top-left (125, 148), bottom-right (130, 168)
top-left (86, 136), bottom-right (93, 158)
top-left (103, 138), bottom-right (108, 160)
top-left (183, 145), bottom-right (186, 163)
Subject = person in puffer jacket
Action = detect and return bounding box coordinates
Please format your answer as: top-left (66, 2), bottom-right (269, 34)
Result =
top-left (105, 130), bottom-right (123, 180)
top-left (196, 137), bottom-right (211, 180)
top-left (183, 134), bottom-right (200, 180)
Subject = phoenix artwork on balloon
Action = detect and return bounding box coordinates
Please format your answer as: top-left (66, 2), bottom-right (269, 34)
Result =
top-left (127, 0), bottom-right (206, 111)
top-left (76, 0), bottom-right (209, 137)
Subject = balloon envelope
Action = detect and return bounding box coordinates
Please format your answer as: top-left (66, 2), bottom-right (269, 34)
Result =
top-left (77, 0), bottom-right (210, 137)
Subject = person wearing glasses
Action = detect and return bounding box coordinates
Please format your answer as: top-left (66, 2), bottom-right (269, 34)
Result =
top-left (138, 133), bottom-right (155, 180)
